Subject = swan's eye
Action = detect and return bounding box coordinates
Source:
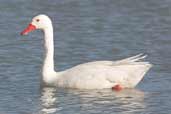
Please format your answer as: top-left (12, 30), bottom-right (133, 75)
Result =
top-left (36, 19), bottom-right (40, 22)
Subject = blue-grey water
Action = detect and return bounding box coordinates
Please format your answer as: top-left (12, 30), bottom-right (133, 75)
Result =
top-left (0, 0), bottom-right (171, 114)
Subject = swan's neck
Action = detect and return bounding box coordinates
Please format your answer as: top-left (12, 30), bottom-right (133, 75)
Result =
top-left (42, 25), bottom-right (56, 78)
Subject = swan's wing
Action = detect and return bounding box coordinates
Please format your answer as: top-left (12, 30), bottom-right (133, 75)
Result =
top-left (59, 54), bottom-right (152, 88)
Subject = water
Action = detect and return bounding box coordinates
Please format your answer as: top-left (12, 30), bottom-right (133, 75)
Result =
top-left (0, 0), bottom-right (171, 114)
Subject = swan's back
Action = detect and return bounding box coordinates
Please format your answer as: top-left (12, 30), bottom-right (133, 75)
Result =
top-left (56, 54), bottom-right (152, 89)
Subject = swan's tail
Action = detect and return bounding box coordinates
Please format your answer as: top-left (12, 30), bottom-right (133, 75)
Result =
top-left (114, 53), bottom-right (152, 87)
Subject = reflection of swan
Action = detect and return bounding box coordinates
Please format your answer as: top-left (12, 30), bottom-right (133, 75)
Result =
top-left (21, 14), bottom-right (152, 90)
top-left (40, 88), bottom-right (146, 114)
top-left (40, 87), bottom-right (57, 114)
top-left (66, 89), bottom-right (146, 113)
top-left (41, 88), bottom-right (146, 114)
top-left (113, 89), bottom-right (146, 113)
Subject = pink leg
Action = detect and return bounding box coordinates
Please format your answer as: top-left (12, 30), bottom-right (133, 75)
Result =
top-left (112, 84), bottom-right (123, 91)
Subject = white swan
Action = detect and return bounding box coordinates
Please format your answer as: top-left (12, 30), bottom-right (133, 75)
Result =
top-left (21, 14), bottom-right (152, 90)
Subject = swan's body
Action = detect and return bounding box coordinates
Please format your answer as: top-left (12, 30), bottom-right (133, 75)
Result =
top-left (21, 14), bottom-right (152, 90)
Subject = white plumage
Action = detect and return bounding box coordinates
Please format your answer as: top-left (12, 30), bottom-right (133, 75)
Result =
top-left (21, 14), bottom-right (152, 90)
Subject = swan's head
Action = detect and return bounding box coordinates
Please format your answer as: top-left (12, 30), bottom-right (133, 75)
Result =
top-left (21, 14), bottom-right (52, 35)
